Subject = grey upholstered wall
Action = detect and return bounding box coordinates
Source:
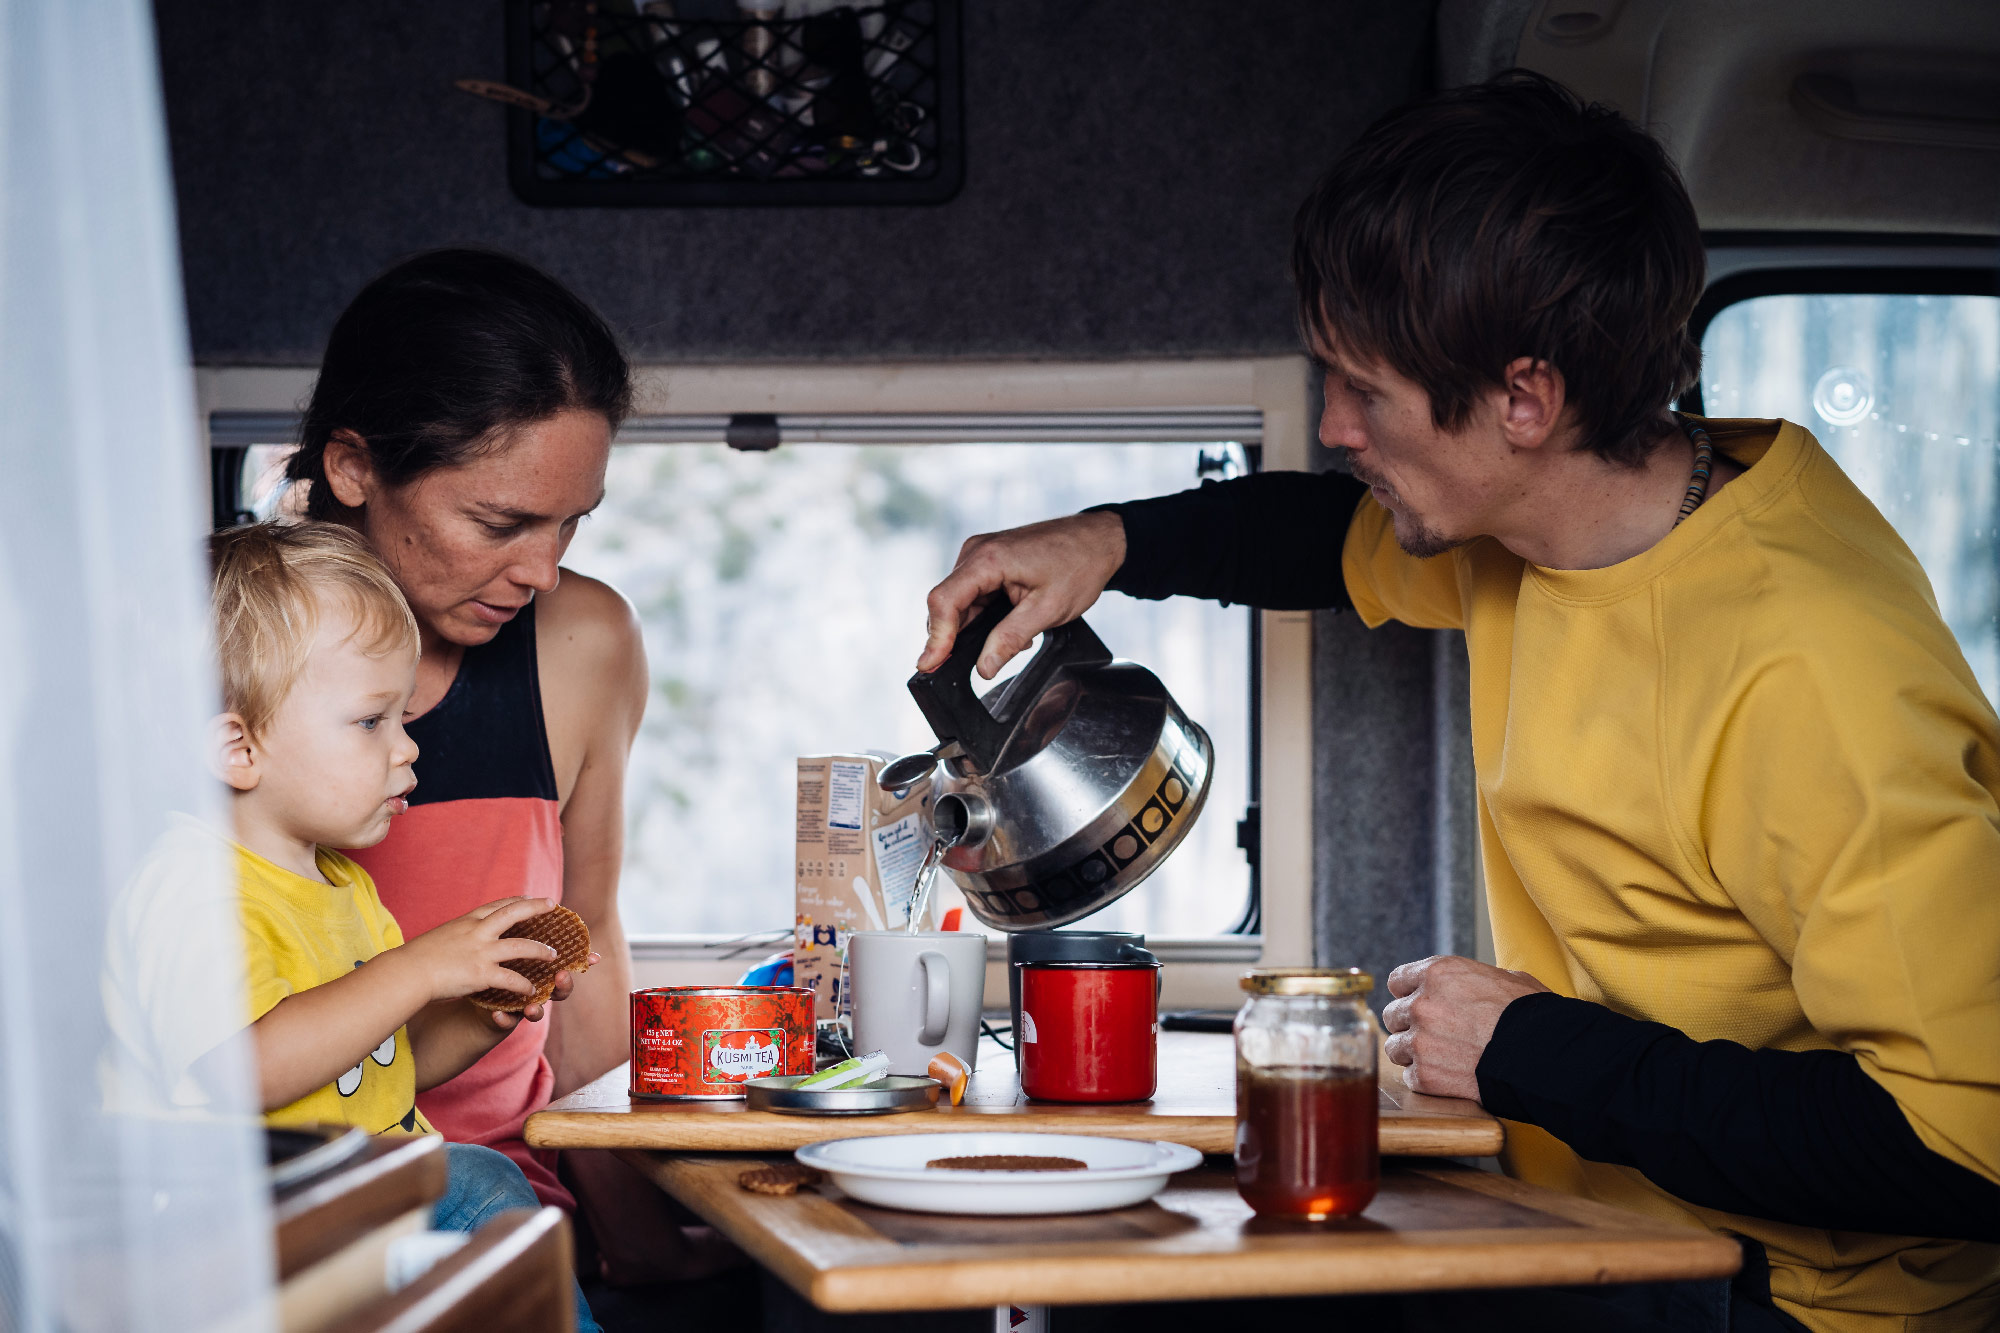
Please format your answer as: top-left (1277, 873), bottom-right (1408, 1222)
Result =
top-left (1312, 614), bottom-right (1479, 1004)
top-left (154, 2), bottom-right (1432, 365)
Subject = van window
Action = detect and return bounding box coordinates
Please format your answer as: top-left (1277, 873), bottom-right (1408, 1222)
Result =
top-left (543, 440), bottom-right (1254, 938)
top-left (1700, 291), bottom-right (2000, 697)
top-left (230, 437), bottom-right (1255, 941)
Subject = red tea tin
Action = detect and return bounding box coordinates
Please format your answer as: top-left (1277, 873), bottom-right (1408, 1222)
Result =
top-left (630, 985), bottom-right (816, 1100)
top-left (1019, 960), bottom-right (1160, 1103)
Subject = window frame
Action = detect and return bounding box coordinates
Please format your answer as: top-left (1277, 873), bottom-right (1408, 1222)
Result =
top-left (1687, 261), bottom-right (2000, 418)
top-left (197, 357), bottom-right (1320, 1009)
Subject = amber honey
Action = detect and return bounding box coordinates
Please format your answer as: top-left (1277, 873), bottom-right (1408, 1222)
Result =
top-left (1234, 1063), bottom-right (1379, 1220)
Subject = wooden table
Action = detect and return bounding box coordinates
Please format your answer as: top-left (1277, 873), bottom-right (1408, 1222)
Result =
top-left (525, 1030), bottom-right (1503, 1157)
top-left (624, 1153), bottom-right (1742, 1312)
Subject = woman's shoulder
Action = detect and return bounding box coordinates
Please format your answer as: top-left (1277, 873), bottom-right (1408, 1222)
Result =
top-left (539, 569), bottom-right (641, 651)
top-left (536, 569), bottom-right (646, 703)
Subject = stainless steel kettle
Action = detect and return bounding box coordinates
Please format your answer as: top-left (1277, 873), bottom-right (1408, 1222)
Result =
top-left (903, 597), bottom-right (1213, 931)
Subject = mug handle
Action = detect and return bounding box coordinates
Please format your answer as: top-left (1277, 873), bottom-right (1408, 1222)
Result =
top-left (1118, 943), bottom-right (1164, 1005)
top-left (917, 950), bottom-right (951, 1045)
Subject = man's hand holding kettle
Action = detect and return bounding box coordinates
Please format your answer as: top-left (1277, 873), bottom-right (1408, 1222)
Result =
top-left (917, 510), bottom-right (1127, 681)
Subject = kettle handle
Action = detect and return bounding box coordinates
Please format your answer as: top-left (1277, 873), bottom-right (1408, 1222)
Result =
top-left (906, 593), bottom-right (1113, 772)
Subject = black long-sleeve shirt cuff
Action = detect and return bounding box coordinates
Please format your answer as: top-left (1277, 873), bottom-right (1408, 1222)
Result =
top-left (1476, 991), bottom-right (2000, 1242)
top-left (1091, 470), bottom-right (1367, 610)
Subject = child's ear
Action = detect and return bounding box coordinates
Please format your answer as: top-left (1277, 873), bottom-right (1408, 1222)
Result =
top-left (209, 714), bottom-right (260, 791)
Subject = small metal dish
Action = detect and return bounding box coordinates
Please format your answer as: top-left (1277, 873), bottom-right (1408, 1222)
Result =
top-left (746, 1075), bottom-right (942, 1116)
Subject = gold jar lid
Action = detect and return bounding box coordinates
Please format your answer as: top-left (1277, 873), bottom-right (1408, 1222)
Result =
top-left (1240, 967), bottom-right (1373, 996)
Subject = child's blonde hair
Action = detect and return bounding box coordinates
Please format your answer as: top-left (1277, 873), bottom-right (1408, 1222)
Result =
top-left (209, 522), bottom-right (420, 738)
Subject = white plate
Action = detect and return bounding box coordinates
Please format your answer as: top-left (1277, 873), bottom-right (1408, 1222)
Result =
top-left (794, 1132), bottom-right (1203, 1215)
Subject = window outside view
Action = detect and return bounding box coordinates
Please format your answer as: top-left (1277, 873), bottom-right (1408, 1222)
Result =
top-left (1701, 292), bottom-right (2000, 699)
top-left (557, 440), bottom-right (1254, 940)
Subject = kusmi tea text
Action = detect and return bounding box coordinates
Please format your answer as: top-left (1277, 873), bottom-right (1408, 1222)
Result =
top-left (704, 1028), bottom-right (785, 1083)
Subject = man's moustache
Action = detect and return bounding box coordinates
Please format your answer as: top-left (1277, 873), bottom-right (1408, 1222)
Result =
top-left (1346, 460), bottom-right (1390, 497)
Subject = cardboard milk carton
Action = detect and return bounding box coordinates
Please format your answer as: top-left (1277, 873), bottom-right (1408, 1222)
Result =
top-left (794, 754), bottom-right (936, 1024)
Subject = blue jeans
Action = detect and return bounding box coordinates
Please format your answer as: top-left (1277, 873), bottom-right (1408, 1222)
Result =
top-left (434, 1142), bottom-right (601, 1333)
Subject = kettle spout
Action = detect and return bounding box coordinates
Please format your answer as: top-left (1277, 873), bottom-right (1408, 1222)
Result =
top-left (933, 792), bottom-right (994, 849)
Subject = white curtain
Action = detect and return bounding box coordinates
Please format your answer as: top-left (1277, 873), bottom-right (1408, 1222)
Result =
top-left (0, 2), bottom-right (275, 1330)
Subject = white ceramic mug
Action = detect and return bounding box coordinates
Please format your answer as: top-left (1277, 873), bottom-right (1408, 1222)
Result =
top-left (848, 930), bottom-right (985, 1077)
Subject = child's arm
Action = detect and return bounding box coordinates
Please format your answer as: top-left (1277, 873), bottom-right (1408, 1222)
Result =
top-left (250, 897), bottom-right (560, 1112)
top-left (405, 948), bottom-right (600, 1091)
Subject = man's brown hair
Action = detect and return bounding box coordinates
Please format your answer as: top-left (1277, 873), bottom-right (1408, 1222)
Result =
top-left (1293, 70), bottom-right (1704, 467)
top-left (209, 522), bottom-right (419, 739)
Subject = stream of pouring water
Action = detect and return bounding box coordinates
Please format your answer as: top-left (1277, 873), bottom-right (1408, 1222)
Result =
top-left (906, 828), bottom-right (962, 932)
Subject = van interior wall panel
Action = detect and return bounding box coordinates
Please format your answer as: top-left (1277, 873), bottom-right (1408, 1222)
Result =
top-left (1311, 615), bottom-right (1480, 1007)
top-left (152, 1), bottom-right (1433, 365)
top-left (1430, 629), bottom-right (1478, 962)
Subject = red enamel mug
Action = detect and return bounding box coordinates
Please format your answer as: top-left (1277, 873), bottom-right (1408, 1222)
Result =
top-left (1019, 960), bottom-right (1160, 1102)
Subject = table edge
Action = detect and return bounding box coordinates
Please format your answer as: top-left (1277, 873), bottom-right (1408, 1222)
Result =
top-left (625, 1153), bottom-right (1742, 1313)
top-left (799, 1233), bottom-right (1745, 1312)
top-left (525, 1109), bottom-right (1505, 1157)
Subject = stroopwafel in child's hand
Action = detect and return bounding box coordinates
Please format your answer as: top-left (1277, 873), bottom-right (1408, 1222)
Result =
top-left (467, 904), bottom-right (592, 1012)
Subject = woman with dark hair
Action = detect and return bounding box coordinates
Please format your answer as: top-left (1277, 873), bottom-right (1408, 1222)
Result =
top-left (285, 249), bottom-right (642, 1219)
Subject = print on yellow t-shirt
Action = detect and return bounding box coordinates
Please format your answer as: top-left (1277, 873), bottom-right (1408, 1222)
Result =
top-left (235, 843), bottom-right (434, 1137)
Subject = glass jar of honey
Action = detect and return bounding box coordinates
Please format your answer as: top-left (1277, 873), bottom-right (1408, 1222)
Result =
top-left (1234, 967), bottom-right (1378, 1220)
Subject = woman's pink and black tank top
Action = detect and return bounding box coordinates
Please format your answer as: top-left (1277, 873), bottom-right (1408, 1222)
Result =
top-left (346, 602), bottom-right (572, 1209)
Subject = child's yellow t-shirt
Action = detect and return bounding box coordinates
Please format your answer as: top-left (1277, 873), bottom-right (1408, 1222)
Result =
top-left (236, 843), bottom-right (434, 1136)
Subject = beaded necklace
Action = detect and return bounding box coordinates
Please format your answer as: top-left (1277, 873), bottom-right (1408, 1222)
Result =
top-left (1673, 413), bottom-right (1715, 526)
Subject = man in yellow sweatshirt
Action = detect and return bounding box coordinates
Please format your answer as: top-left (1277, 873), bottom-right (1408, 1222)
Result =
top-left (916, 73), bottom-right (2000, 1333)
